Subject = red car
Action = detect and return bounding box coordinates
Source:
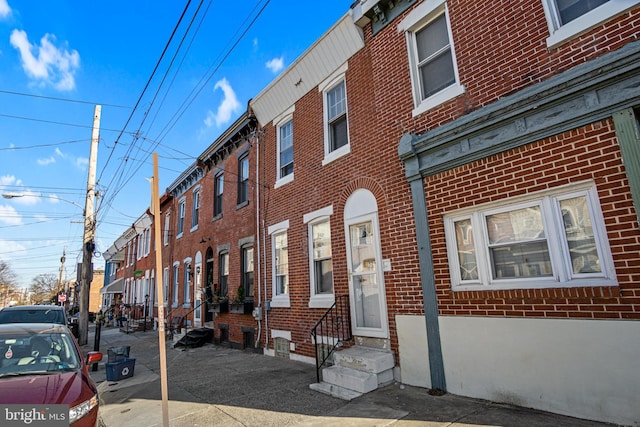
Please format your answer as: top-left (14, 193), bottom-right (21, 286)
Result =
top-left (0, 323), bottom-right (103, 427)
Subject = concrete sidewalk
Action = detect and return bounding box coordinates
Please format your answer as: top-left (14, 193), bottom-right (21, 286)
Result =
top-left (85, 325), bottom-right (614, 427)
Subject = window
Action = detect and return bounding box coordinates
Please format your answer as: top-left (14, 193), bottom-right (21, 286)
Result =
top-left (177, 199), bottom-right (185, 237)
top-left (163, 213), bottom-right (170, 245)
top-left (238, 155), bottom-right (249, 205)
top-left (214, 172), bottom-right (223, 217)
top-left (144, 227), bottom-right (150, 256)
top-left (326, 80), bottom-right (348, 153)
top-left (399, 0), bottom-right (464, 116)
top-left (444, 183), bottom-right (616, 291)
top-left (192, 188), bottom-right (200, 229)
top-left (311, 219), bottom-right (333, 295)
top-left (542, 0), bottom-right (638, 47)
top-left (242, 246), bottom-right (254, 299)
top-left (163, 267), bottom-right (169, 303)
top-left (219, 252), bottom-right (229, 299)
top-left (268, 220), bottom-right (290, 307)
top-left (274, 231), bottom-right (289, 296)
top-left (278, 119), bottom-right (294, 180)
top-left (304, 206), bottom-right (335, 307)
top-left (183, 260), bottom-right (191, 306)
top-left (172, 264), bottom-right (179, 306)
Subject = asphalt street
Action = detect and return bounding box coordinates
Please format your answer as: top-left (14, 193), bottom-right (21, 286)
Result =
top-left (85, 325), bottom-right (615, 427)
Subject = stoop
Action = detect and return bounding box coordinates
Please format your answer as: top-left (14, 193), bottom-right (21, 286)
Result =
top-left (310, 346), bottom-right (395, 400)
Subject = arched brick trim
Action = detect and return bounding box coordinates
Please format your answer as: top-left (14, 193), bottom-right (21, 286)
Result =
top-left (337, 176), bottom-right (388, 214)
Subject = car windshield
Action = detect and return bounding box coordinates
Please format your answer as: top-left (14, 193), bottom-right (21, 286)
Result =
top-left (0, 308), bottom-right (65, 325)
top-left (0, 331), bottom-right (80, 376)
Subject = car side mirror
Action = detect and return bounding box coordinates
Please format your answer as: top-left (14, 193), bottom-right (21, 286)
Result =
top-left (86, 351), bottom-right (103, 365)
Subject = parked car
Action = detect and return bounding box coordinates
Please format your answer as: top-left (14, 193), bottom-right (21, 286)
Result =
top-left (0, 305), bottom-right (68, 326)
top-left (0, 323), bottom-right (103, 427)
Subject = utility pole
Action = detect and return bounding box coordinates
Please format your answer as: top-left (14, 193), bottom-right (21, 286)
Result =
top-left (79, 105), bottom-right (100, 346)
top-left (59, 248), bottom-right (66, 309)
top-left (152, 153), bottom-right (170, 427)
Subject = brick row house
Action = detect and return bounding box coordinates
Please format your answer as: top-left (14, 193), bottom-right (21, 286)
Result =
top-left (101, 1), bottom-right (640, 424)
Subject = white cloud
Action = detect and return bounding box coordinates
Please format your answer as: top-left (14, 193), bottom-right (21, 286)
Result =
top-left (0, 175), bottom-right (20, 186)
top-left (253, 38), bottom-right (258, 50)
top-left (0, 205), bottom-right (22, 226)
top-left (55, 147), bottom-right (65, 158)
top-left (266, 56), bottom-right (284, 73)
top-left (37, 156), bottom-right (56, 165)
top-left (10, 29), bottom-right (80, 91)
top-left (0, 0), bottom-right (10, 19)
top-left (204, 78), bottom-right (241, 128)
top-left (0, 240), bottom-right (26, 258)
top-left (75, 157), bottom-right (88, 170)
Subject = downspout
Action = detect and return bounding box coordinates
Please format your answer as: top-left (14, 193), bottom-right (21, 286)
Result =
top-left (260, 128), bottom-right (269, 351)
top-left (254, 128), bottom-right (262, 349)
top-left (398, 133), bottom-right (446, 392)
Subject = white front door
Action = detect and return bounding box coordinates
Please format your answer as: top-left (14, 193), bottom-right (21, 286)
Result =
top-left (193, 264), bottom-right (202, 327)
top-left (344, 190), bottom-right (388, 339)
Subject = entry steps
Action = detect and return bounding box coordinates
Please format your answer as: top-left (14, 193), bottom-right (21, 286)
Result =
top-left (310, 345), bottom-right (395, 400)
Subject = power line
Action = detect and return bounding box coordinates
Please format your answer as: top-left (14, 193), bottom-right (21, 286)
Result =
top-left (0, 89), bottom-right (131, 109)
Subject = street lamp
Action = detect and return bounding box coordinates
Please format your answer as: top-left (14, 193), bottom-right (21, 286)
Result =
top-left (2, 193), bottom-right (85, 211)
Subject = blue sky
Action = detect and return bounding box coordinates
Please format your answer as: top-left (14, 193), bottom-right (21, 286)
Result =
top-left (0, 0), bottom-right (349, 287)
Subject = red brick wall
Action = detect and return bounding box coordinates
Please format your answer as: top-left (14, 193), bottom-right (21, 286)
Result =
top-left (257, 0), bottom-right (640, 359)
top-left (426, 120), bottom-right (640, 319)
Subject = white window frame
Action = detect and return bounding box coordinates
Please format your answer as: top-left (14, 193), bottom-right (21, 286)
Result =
top-left (144, 227), bottom-right (151, 256)
top-left (398, 0), bottom-right (465, 117)
top-left (183, 257), bottom-right (192, 307)
top-left (191, 187), bottom-right (200, 231)
top-left (542, 0), bottom-right (640, 48)
top-left (172, 262), bottom-right (180, 307)
top-left (163, 213), bottom-right (170, 246)
top-left (268, 220), bottom-right (291, 308)
top-left (163, 267), bottom-right (169, 304)
top-left (320, 64), bottom-right (351, 165)
top-left (444, 181), bottom-right (617, 291)
top-left (177, 198), bottom-right (186, 238)
top-left (304, 205), bottom-right (335, 308)
top-left (274, 106), bottom-right (295, 188)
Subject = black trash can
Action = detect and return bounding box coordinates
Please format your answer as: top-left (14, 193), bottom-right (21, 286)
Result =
top-left (107, 345), bottom-right (131, 363)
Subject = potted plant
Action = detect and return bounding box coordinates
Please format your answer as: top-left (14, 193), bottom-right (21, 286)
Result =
top-left (230, 286), bottom-right (253, 314)
top-left (210, 284), bottom-right (228, 313)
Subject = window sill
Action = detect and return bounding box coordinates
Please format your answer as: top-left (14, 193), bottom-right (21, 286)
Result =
top-left (308, 294), bottom-right (335, 309)
top-left (452, 278), bottom-right (618, 292)
top-left (236, 200), bottom-right (249, 210)
top-left (271, 295), bottom-right (290, 308)
top-left (412, 83), bottom-right (465, 117)
top-left (274, 173), bottom-right (294, 189)
top-left (176, 233), bottom-right (183, 240)
top-left (190, 224), bottom-right (199, 232)
top-left (322, 145), bottom-right (350, 166)
top-left (212, 214), bottom-right (222, 222)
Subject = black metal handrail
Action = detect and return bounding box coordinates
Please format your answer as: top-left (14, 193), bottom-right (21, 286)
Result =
top-left (310, 295), bottom-right (352, 383)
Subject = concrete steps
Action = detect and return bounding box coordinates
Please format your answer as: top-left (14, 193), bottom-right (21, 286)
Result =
top-left (310, 345), bottom-right (395, 401)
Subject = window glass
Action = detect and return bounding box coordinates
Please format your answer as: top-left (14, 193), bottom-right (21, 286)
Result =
top-left (454, 219), bottom-right (478, 281)
top-left (238, 157), bottom-right (249, 204)
top-left (242, 247), bottom-right (254, 298)
top-left (560, 196), bottom-right (601, 274)
top-left (177, 201), bottom-right (185, 235)
top-left (327, 81), bottom-right (348, 151)
top-left (555, 0), bottom-right (609, 25)
top-left (415, 14), bottom-right (455, 99)
top-left (312, 220), bottom-right (333, 294)
top-left (279, 120), bottom-right (293, 178)
top-left (486, 207), bottom-right (552, 279)
top-left (274, 232), bottom-right (289, 295)
top-left (214, 173), bottom-right (224, 216)
top-left (192, 190), bottom-right (200, 227)
top-left (219, 252), bottom-right (228, 298)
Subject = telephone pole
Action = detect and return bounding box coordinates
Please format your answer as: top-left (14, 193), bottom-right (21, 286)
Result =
top-left (78, 105), bottom-right (100, 346)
